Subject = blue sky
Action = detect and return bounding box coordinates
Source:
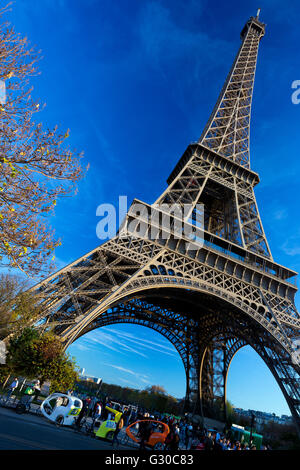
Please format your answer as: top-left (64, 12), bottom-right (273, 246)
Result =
top-left (4, 0), bottom-right (300, 416)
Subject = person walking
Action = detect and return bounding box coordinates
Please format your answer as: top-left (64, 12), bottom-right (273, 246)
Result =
top-left (85, 397), bottom-right (91, 417)
top-left (123, 407), bottom-right (130, 427)
top-left (185, 424), bottom-right (193, 450)
top-left (165, 425), bottom-right (180, 451)
top-left (32, 380), bottom-right (41, 400)
top-left (92, 401), bottom-right (102, 425)
top-left (17, 382), bottom-right (35, 412)
top-left (211, 432), bottom-right (223, 452)
top-left (112, 413), bottom-right (124, 448)
top-left (139, 420), bottom-right (152, 450)
top-left (5, 378), bottom-right (19, 403)
top-left (88, 396), bottom-right (97, 417)
top-left (75, 398), bottom-right (89, 429)
top-left (179, 421), bottom-right (186, 443)
top-left (130, 408), bottom-right (137, 424)
top-left (23, 380), bottom-right (41, 411)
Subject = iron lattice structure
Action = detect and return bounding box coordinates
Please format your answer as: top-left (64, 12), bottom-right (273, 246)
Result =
top-left (31, 14), bottom-right (300, 432)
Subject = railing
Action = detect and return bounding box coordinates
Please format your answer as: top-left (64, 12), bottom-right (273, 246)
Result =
top-left (203, 239), bottom-right (297, 287)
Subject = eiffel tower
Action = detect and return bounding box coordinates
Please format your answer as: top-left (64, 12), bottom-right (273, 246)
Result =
top-left (32, 12), bottom-right (300, 432)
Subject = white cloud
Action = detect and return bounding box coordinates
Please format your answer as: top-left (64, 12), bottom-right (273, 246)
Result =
top-left (273, 209), bottom-right (288, 221)
top-left (80, 326), bottom-right (179, 360)
top-left (138, 1), bottom-right (231, 79)
top-left (281, 233), bottom-right (300, 256)
top-left (103, 327), bottom-right (178, 357)
top-left (102, 362), bottom-right (150, 385)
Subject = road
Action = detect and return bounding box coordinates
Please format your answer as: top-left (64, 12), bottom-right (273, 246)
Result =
top-left (0, 406), bottom-right (132, 450)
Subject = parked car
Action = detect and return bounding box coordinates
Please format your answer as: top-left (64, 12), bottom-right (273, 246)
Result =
top-left (40, 393), bottom-right (82, 426)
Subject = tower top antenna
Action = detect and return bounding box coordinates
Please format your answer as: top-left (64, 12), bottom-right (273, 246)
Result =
top-left (256, 8), bottom-right (261, 19)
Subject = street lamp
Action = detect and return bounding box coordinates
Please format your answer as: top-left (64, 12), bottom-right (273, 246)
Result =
top-left (250, 412), bottom-right (256, 445)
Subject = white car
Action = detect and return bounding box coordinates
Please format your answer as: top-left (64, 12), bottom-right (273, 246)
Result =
top-left (40, 393), bottom-right (82, 426)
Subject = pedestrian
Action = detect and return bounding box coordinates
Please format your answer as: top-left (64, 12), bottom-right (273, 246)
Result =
top-left (211, 432), bottom-right (223, 452)
top-left (5, 377), bottom-right (19, 402)
top-left (185, 424), bottom-right (193, 450)
top-left (130, 408), bottom-right (137, 424)
top-left (32, 380), bottom-right (41, 401)
top-left (101, 403), bottom-right (107, 420)
top-left (21, 383), bottom-right (35, 411)
top-left (165, 425), bottom-right (180, 451)
top-left (195, 435), bottom-right (206, 450)
top-left (204, 431), bottom-right (214, 451)
top-left (76, 397), bottom-right (89, 429)
top-left (88, 397), bottom-right (96, 417)
top-left (104, 398), bottom-right (112, 420)
top-left (85, 397), bottom-right (91, 416)
top-left (112, 413), bottom-right (124, 448)
top-left (92, 401), bottom-right (102, 425)
top-left (139, 420), bottom-right (152, 450)
top-left (123, 407), bottom-right (130, 427)
top-left (174, 422), bottom-right (180, 448)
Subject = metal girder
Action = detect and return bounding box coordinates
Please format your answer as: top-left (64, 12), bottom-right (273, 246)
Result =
top-left (198, 16), bottom-right (265, 168)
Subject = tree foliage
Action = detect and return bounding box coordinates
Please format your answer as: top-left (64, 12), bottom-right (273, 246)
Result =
top-left (261, 421), bottom-right (300, 450)
top-left (226, 400), bottom-right (234, 425)
top-left (0, 273), bottom-right (41, 340)
top-left (89, 381), bottom-right (182, 415)
top-left (0, 4), bottom-right (86, 276)
top-left (6, 327), bottom-right (79, 391)
top-left (145, 385), bottom-right (167, 395)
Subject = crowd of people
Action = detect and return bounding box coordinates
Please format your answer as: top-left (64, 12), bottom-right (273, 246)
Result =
top-left (1, 379), bottom-right (269, 450)
top-left (134, 412), bottom-right (269, 451)
top-left (72, 395), bottom-right (133, 428)
top-left (73, 393), bottom-right (268, 450)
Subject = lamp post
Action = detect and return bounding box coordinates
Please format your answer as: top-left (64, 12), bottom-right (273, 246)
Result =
top-left (250, 412), bottom-right (256, 445)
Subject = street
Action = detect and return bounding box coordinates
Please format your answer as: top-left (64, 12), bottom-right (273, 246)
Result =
top-left (0, 406), bottom-right (132, 450)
